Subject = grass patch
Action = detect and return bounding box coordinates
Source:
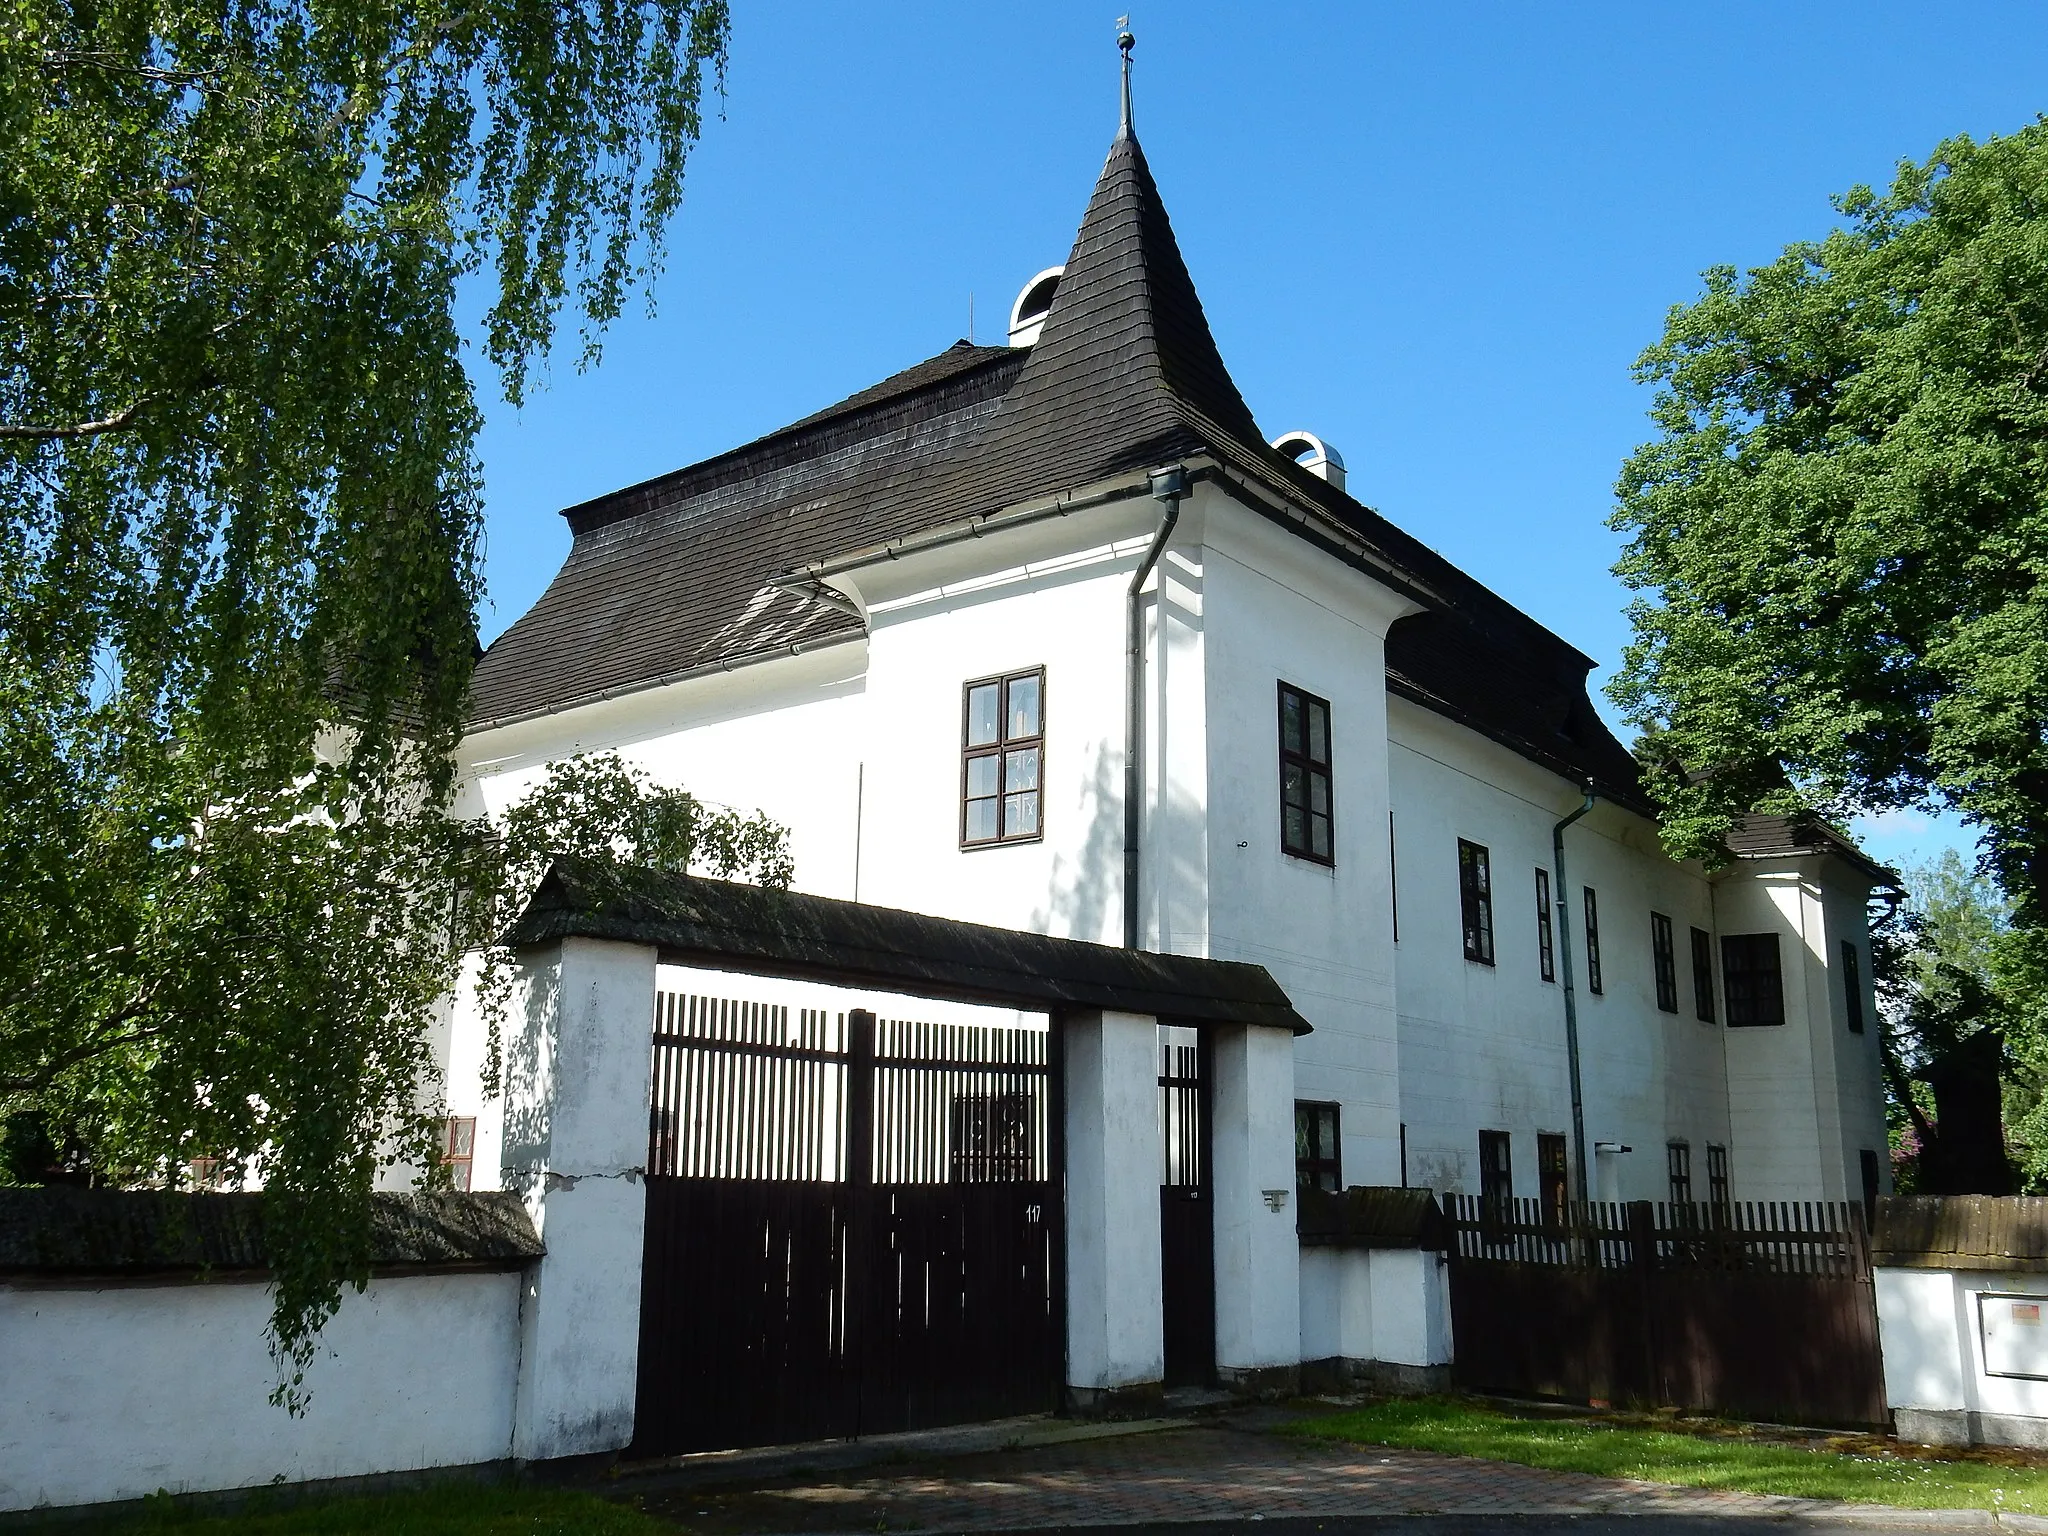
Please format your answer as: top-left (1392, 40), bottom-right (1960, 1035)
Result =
top-left (60, 1484), bottom-right (669, 1536)
top-left (1289, 1395), bottom-right (2048, 1513)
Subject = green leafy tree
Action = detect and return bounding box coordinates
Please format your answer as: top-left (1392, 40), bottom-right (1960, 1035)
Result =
top-left (1609, 121), bottom-right (2048, 916)
top-left (0, 0), bottom-right (730, 1401)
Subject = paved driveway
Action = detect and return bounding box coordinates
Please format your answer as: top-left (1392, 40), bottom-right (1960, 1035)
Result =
top-left (620, 1417), bottom-right (1980, 1534)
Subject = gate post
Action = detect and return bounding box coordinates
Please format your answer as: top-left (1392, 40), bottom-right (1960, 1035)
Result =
top-left (502, 936), bottom-right (659, 1462)
top-left (1210, 1022), bottom-right (1300, 1394)
top-left (1062, 1009), bottom-right (1164, 1409)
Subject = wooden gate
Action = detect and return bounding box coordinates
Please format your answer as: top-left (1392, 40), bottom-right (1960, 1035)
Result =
top-left (1158, 1024), bottom-right (1214, 1387)
top-left (1444, 1195), bottom-right (1886, 1428)
top-left (631, 991), bottom-right (1063, 1457)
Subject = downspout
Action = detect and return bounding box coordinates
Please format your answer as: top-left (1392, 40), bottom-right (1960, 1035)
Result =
top-left (1553, 789), bottom-right (1597, 1202)
top-left (1123, 465), bottom-right (1187, 950)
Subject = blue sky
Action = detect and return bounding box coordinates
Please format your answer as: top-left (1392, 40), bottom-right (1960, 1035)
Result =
top-left (471, 2), bottom-right (2048, 875)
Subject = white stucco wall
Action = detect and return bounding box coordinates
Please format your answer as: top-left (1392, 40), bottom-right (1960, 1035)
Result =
top-left (0, 1269), bottom-right (523, 1513)
top-left (1879, 1266), bottom-right (2048, 1446)
top-left (1209, 1021), bottom-right (1301, 1376)
top-left (1297, 1245), bottom-right (1452, 1370)
top-left (1063, 1007), bottom-right (1165, 1394)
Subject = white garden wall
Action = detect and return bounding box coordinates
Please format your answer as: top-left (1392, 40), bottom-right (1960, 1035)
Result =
top-left (1878, 1266), bottom-right (2048, 1449)
top-left (0, 1269), bottom-right (523, 1513)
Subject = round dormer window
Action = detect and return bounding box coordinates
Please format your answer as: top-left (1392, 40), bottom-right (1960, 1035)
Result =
top-left (1007, 266), bottom-right (1064, 348)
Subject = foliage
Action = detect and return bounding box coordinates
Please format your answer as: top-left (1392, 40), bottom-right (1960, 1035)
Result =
top-left (1607, 122), bottom-right (2048, 920)
top-left (0, 0), bottom-right (729, 1402)
top-left (1290, 1396), bottom-right (2048, 1511)
top-left (473, 751), bottom-right (794, 1092)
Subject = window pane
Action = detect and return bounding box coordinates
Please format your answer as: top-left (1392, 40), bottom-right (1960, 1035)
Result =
top-left (1284, 805), bottom-right (1306, 850)
top-left (966, 683), bottom-right (1000, 746)
top-left (1282, 761), bottom-right (1306, 807)
top-left (1281, 689), bottom-right (1303, 754)
top-left (1311, 813), bottom-right (1331, 859)
top-left (965, 753), bottom-right (999, 798)
top-left (448, 1118), bottom-right (475, 1157)
top-left (1308, 701), bottom-right (1329, 764)
top-left (1006, 673), bottom-right (1040, 739)
top-left (1309, 770), bottom-right (1330, 816)
top-left (964, 797), bottom-right (998, 842)
top-left (1004, 747), bottom-right (1039, 793)
top-left (1004, 791), bottom-right (1039, 837)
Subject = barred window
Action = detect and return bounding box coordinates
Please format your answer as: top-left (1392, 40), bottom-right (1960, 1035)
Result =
top-left (1667, 1141), bottom-right (1692, 1206)
top-left (1535, 869), bottom-right (1555, 982)
top-left (1538, 1132), bottom-right (1569, 1226)
top-left (1479, 1129), bottom-right (1513, 1211)
top-left (1707, 1144), bottom-right (1731, 1214)
top-left (962, 669), bottom-right (1044, 846)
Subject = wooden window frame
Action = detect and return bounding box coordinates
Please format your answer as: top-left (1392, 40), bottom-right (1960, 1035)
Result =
top-left (443, 1115), bottom-right (476, 1192)
top-left (1537, 1132), bottom-right (1569, 1227)
top-left (1667, 1140), bottom-right (1693, 1206)
top-left (1479, 1129), bottom-right (1513, 1212)
top-left (1651, 911), bottom-right (1678, 1013)
top-left (1459, 839), bottom-right (1495, 965)
top-left (1842, 939), bottom-right (1866, 1034)
top-left (1691, 926), bottom-right (1716, 1022)
top-left (1722, 932), bottom-right (1785, 1027)
top-left (1535, 868), bottom-right (1555, 982)
top-left (1583, 886), bottom-right (1603, 995)
top-left (960, 668), bottom-right (1046, 849)
top-left (1277, 681), bottom-right (1335, 864)
top-left (1295, 1100), bottom-right (1342, 1192)
top-left (1707, 1143), bottom-right (1731, 1215)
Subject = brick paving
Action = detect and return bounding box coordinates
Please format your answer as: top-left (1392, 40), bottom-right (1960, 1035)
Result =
top-left (629, 1419), bottom-right (1837, 1533)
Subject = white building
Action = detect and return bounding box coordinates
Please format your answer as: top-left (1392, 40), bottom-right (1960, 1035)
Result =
top-left (450, 101), bottom-right (1890, 1227)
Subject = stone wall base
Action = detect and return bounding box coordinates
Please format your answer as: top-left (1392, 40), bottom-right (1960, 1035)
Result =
top-left (1217, 1363), bottom-right (1299, 1400)
top-left (1065, 1380), bottom-right (1165, 1418)
top-left (1299, 1356), bottom-right (1453, 1397)
top-left (1896, 1406), bottom-right (2048, 1450)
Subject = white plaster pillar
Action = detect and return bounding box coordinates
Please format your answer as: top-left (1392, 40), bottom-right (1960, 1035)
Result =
top-left (1210, 1022), bottom-right (1300, 1386)
top-left (502, 936), bottom-right (658, 1462)
top-left (1062, 1008), bottom-right (1163, 1402)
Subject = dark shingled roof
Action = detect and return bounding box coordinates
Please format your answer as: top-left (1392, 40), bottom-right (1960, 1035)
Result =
top-left (467, 118), bottom-right (1647, 806)
top-left (0, 1189), bottom-right (541, 1276)
top-left (1874, 1196), bottom-right (2048, 1272)
top-left (1728, 814), bottom-right (1901, 889)
top-left (507, 858), bottom-right (1314, 1034)
top-left (1296, 1184), bottom-right (1449, 1250)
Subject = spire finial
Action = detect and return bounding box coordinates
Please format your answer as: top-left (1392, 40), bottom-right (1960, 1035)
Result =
top-left (1117, 18), bottom-right (1135, 139)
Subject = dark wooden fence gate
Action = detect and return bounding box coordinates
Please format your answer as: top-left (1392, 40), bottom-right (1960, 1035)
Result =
top-left (1158, 1024), bottom-right (1214, 1387)
top-left (631, 991), bottom-right (1063, 1457)
top-left (1444, 1195), bottom-right (1886, 1428)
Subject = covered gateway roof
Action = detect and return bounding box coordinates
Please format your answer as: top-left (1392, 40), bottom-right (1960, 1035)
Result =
top-left (508, 859), bottom-right (1315, 1034)
top-left (469, 114), bottom-right (1643, 804)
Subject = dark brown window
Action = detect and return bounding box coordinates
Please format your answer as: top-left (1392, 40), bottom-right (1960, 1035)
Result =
top-left (1860, 1149), bottom-right (1881, 1221)
top-left (1722, 932), bottom-right (1785, 1026)
top-left (962, 669), bottom-right (1044, 846)
top-left (1667, 1141), bottom-right (1692, 1206)
top-left (1459, 840), bottom-right (1494, 964)
top-left (1707, 1144), bottom-right (1731, 1215)
top-left (1842, 940), bottom-right (1866, 1034)
top-left (443, 1116), bottom-right (476, 1192)
top-left (1691, 927), bottom-right (1716, 1022)
top-left (1278, 682), bottom-right (1333, 862)
top-left (1295, 1101), bottom-right (1342, 1192)
top-left (1583, 887), bottom-right (1603, 995)
top-left (1652, 912), bottom-right (1678, 1012)
top-left (1538, 1132), bottom-right (1569, 1226)
top-left (1479, 1129), bottom-right (1513, 1210)
top-left (1535, 869), bottom-right (1555, 981)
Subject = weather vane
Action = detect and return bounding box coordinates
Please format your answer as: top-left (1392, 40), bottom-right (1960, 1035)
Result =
top-left (1117, 15), bottom-right (1135, 134)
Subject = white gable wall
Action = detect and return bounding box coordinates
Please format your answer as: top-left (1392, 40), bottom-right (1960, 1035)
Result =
top-left (1199, 491), bottom-right (1413, 1189)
